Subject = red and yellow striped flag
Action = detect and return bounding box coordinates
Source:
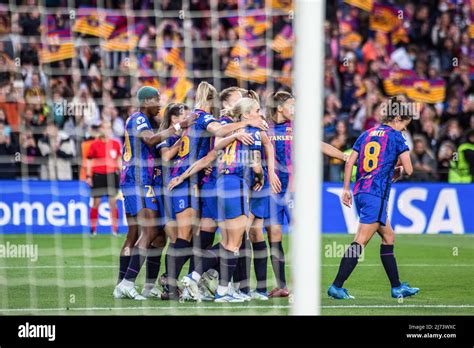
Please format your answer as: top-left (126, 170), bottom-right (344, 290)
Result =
top-left (102, 24), bottom-right (143, 52)
top-left (369, 4), bottom-right (401, 33)
top-left (344, 0), bottom-right (374, 12)
top-left (268, 0), bottom-right (293, 11)
top-left (271, 25), bottom-right (293, 53)
top-left (225, 59), bottom-right (267, 84)
top-left (39, 41), bottom-right (75, 63)
top-left (381, 69), bottom-right (416, 95)
top-left (73, 12), bottom-right (115, 39)
top-left (392, 24), bottom-right (409, 45)
top-left (404, 79), bottom-right (446, 104)
top-left (340, 32), bottom-right (362, 48)
top-left (164, 48), bottom-right (185, 72)
top-left (230, 43), bottom-right (251, 58)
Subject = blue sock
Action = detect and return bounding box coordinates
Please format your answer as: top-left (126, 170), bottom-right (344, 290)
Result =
top-left (146, 246), bottom-right (163, 285)
top-left (118, 255), bottom-right (130, 283)
top-left (219, 247), bottom-right (238, 287)
top-left (199, 243), bottom-right (221, 274)
top-left (333, 242), bottom-right (363, 288)
top-left (270, 241), bottom-right (287, 289)
top-left (380, 244), bottom-right (401, 288)
top-left (233, 236), bottom-right (251, 293)
top-left (124, 247), bottom-right (147, 282)
top-left (252, 241), bottom-right (268, 293)
top-left (165, 242), bottom-right (175, 275)
top-left (189, 231), bottom-right (215, 274)
top-left (173, 238), bottom-right (192, 280)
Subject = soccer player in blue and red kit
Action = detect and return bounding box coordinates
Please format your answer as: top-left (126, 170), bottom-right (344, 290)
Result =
top-left (178, 97), bottom-right (266, 302)
top-left (113, 86), bottom-right (196, 300)
top-left (265, 91), bottom-right (295, 298)
top-left (328, 97), bottom-right (420, 300)
top-left (165, 82), bottom-right (268, 298)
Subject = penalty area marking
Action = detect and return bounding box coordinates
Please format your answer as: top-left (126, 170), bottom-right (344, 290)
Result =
top-left (1, 304), bottom-right (474, 313)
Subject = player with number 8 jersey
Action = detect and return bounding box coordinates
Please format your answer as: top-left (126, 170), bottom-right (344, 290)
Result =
top-left (328, 97), bottom-right (420, 300)
top-left (352, 125), bottom-right (408, 209)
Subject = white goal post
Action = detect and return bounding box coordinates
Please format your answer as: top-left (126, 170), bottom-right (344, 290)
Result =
top-left (292, 0), bottom-right (325, 315)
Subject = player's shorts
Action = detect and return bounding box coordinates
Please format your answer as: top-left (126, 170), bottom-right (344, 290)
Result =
top-left (91, 172), bottom-right (119, 197)
top-left (217, 174), bottom-right (249, 221)
top-left (154, 185), bottom-right (175, 226)
top-left (354, 193), bottom-right (388, 226)
top-left (267, 191), bottom-right (293, 226)
top-left (121, 184), bottom-right (158, 217)
top-left (200, 181), bottom-right (217, 220)
top-left (169, 178), bottom-right (198, 215)
top-left (250, 185), bottom-right (270, 219)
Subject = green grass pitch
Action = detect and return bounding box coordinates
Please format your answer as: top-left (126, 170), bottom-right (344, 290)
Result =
top-left (0, 233), bottom-right (472, 315)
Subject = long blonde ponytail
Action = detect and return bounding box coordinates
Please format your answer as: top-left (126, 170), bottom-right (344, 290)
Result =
top-left (195, 81), bottom-right (219, 115)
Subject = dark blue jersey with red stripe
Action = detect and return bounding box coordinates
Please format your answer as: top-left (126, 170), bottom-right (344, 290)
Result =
top-left (169, 109), bottom-right (217, 179)
top-left (267, 120), bottom-right (293, 193)
top-left (120, 111), bottom-right (154, 186)
top-left (353, 124), bottom-right (409, 200)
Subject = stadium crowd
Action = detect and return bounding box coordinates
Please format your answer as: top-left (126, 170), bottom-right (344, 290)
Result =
top-left (323, 0), bottom-right (474, 182)
top-left (0, 0), bottom-right (473, 182)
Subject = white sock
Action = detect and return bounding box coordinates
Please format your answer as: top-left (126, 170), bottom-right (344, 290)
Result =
top-left (217, 285), bottom-right (228, 296)
top-left (191, 271), bottom-right (201, 283)
top-left (121, 279), bottom-right (134, 288)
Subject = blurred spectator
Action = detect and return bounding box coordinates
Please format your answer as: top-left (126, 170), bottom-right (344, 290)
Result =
top-left (439, 119), bottom-right (463, 148)
top-left (363, 101), bottom-right (382, 130)
top-left (323, 1), bottom-right (474, 181)
top-left (450, 129), bottom-right (474, 183)
top-left (18, 128), bottom-right (40, 179)
top-left (3, 1), bottom-right (473, 183)
top-left (441, 96), bottom-right (461, 124)
top-left (328, 120), bottom-right (349, 182)
top-left (410, 136), bottom-right (437, 182)
top-left (0, 122), bottom-right (15, 179)
top-left (19, 12), bottom-right (41, 36)
top-left (0, 108), bottom-right (11, 136)
top-left (71, 85), bottom-right (100, 127)
top-left (420, 119), bottom-right (439, 153)
top-left (37, 123), bottom-right (76, 180)
top-left (437, 141), bottom-right (456, 182)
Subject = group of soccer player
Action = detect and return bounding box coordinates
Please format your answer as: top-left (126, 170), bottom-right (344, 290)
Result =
top-left (111, 80), bottom-right (419, 302)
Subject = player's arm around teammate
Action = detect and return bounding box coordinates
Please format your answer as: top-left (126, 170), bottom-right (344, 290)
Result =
top-left (167, 131), bottom-right (255, 191)
top-left (215, 98), bottom-right (264, 301)
top-left (114, 87), bottom-right (195, 300)
top-left (179, 98), bottom-right (264, 302)
top-left (157, 103), bottom-right (190, 245)
top-left (322, 141), bottom-right (347, 162)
